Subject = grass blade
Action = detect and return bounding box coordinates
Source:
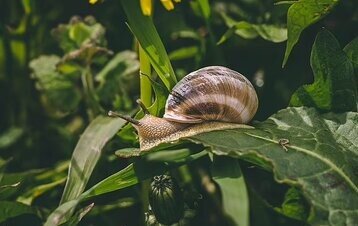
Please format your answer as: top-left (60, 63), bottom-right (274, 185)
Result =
top-left (60, 115), bottom-right (126, 203)
top-left (121, 0), bottom-right (177, 90)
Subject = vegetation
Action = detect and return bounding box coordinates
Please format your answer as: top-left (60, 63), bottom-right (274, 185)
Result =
top-left (0, 0), bottom-right (357, 225)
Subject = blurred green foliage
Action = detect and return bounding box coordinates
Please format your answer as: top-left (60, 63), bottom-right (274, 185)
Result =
top-left (0, 0), bottom-right (357, 226)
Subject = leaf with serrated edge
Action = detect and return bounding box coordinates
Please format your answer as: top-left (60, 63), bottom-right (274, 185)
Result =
top-left (141, 107), bottom-right (357, 225)
top-left (189, 107), bottom-right (358, 225)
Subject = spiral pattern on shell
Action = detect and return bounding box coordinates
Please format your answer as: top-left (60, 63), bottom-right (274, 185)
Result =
top-left (164, 66), bottom-right (258, 124)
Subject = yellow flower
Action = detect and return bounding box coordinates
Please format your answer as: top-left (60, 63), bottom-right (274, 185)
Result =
top-left (160, 0), bottom-right (174, 11)
top-left (140, 0), bottom-right (181, 16)
top-left (89, 0), bottom-right (99, 4)
top-left (140, 0), bottom-right (153, 16)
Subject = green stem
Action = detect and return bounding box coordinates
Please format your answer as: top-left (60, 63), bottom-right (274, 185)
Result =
top-left (139, 44), bottom-right (152, 108)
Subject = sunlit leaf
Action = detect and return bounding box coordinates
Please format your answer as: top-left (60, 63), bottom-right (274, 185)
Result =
top-left (0, 127), bottom-right (24, 149)
top-left (169, 46), bottom-right (199, 61)
top-left (283, 0), bottom-right (339, 67)
top-left (121, 0), bottom-right (177, 90)
top-left (219, 13), bottom-right (287, 44)
top-left (60, 116), bottom-right (126, 203)
top-left (290, 30), bottom-right (357, 112)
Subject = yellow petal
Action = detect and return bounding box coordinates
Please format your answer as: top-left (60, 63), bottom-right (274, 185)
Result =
top-left (161, 0), bottom-right (174, 11)
top-left (89, 0), bottom-right (98, 4)
top-left (140, 0), bottom-right (152, 16)
top-left (173, 0), bottom-right (181, 2)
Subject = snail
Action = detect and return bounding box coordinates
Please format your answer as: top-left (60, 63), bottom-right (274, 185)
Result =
top-left (109, 66), bottom-right (258, 151)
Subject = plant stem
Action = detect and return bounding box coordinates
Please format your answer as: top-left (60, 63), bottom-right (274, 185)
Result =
top-left (139, 44), bottom-right (152, 108)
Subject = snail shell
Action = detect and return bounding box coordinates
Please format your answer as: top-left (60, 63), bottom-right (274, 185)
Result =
top-left (109, 66), bottom-right (258, 151)
top-left (164, 66), bottom-right (258, 124)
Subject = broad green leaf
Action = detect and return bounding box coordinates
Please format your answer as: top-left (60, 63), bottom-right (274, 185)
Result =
top-left (51, 16), bottom-right (107, 53)
top-left (60, 115), bottom-right (126, 203)
top-left (290, 30), bottom-right (357, 112)
top-left (185, 107), bottom-right (358, 225)
top-left (29, 55), bottom-right (81, 113)
top-left (212, 156), bottom-right (249, 226)
top-left (0, 201), bottom-right (37, 223)
top-left (121, 0), bottom-right (177, 90)
top-left (283, 0), bottom-right (339, 66)
top-left (343, 37), bottom-right (358, 86)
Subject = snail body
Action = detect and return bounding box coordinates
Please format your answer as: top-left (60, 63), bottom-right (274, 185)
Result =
top-left (109, 66), bottom-right (258, 151)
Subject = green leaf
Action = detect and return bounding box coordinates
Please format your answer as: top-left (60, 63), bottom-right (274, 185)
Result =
top-left (190, 0), bottom-right (211, 20)
top-left (0, 201), bottom-right (37, 223)
top-left (29, 55), bottom-right (81, 113)
top-left (0, 127), bottom-right (24, 149)
top-left (44, 164), bottom-right (136, 226)
top-left (60, 115), bottom-right (126, 204)
top-left (63, 203), bottom-right (94, 226)
top-left (45, 149), bottom-right (207, 226)
top-left (51, 16), bottom-right (107, 53)
top-left (274, 187), bottom-right (309, 221)
top-left (219, 13), bottom-right (287, 44)
top-left (45, 200), bottom-right (80, 226)
top-left (17, 177), bottom-right (66, 205)
top-left (290, 30), bottom-right (357, 112)
top-left (95, 50), bottom-right (140, 108)
top-left (169, 46), bottom-right (199, 61)
top-left (120, 0), bottom-right (177, 90)
top-left (212, 156), bottom-right (249, 226)
top-left (0, 158), bottom-right (10, 184)
top-left (80, 164), bottom-right (138, 200)
top-left (343, 37), bottom-right (358, 86)
top-left (186, 107), bottom-right (358, 225)
top-left (283, 0), bottom-right (339, 67)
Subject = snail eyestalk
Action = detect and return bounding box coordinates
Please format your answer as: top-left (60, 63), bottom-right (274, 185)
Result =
top-left (136, 99), bottom-right (150, 115)
top-left (108, 111), bottom-right (140, 125)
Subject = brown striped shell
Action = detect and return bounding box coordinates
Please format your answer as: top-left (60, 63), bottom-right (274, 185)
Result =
top-left (164, 66), bottom-right (258, 124)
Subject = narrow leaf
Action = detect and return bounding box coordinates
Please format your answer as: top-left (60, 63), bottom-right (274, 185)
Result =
top-left (283, 0), bottom-right (339, 66)
top-left (121, 0), bottom-right (177, 90)
top-left (60, 116), bottom-right (126, 203)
